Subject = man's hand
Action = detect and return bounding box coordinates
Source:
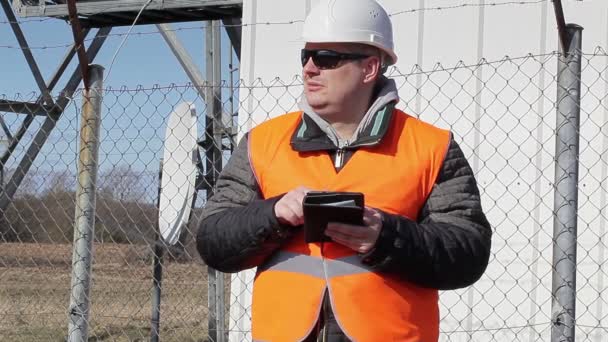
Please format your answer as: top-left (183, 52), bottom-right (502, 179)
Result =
top-left (325, 207), bottom-right (383, 254)
top-left (274, 186), bottom-right (311, 226)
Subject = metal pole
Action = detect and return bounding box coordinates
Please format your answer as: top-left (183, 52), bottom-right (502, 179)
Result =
top-left (205, 20), bottom-right (218, 342)
top-left (151, 239), bottom-right (164, 342)
top-left (206, 19), bottom-right (225, 342)
top-left (66, 0), bottom-right (91, 90)
top-left (67, 64), bottom-right (104, 342)
top-left (466, 1), bottom-right (485, 339)
top-left (157, 23), bottom-right (232, 128)
top-left (552, 0), bottom-right (570, 54)
top-left (229, 42), bottom-right (235, 150)
top-left (212, 20), bottom-right (226, 342)
top-left (221, 17), bottom-right (242, 61)
top-left (529, 3), bottom-right (549, 342)
top-left (414, 0), bottom-right (424, 115)
top-left (151, 159), bottom-right (164, 342)
top-left (157, 23), bottom-right (210, 104)
top-left (551, 24), bottom-right (583, 342)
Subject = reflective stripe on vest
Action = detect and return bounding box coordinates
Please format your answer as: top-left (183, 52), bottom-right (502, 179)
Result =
top-left (258, 251), bottom-right (373, 278)
top-left (249, 109), bottom-right (450, 342)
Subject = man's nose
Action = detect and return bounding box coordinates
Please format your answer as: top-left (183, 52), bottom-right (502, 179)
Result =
top-left (302, 57), bottom-right (320, 74)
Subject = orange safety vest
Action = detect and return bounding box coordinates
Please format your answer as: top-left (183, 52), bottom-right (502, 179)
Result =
top-left (248, 109), bottom-right (450, 342)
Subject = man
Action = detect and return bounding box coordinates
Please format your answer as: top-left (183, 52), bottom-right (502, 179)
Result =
top-left (197, 0), bottom-right (492, 341)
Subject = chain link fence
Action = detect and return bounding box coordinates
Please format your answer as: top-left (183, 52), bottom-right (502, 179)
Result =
top-left (1, 48), bottom-right (608, 341)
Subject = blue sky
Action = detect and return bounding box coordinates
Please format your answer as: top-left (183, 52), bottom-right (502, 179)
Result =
top-left (1, 8), bottom-right (239, 200)
top-left (1, 11), bottom-right (238, 94)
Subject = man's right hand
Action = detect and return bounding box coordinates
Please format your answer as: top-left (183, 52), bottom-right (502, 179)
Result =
top-left (274, 186), bottom-right (311, 226)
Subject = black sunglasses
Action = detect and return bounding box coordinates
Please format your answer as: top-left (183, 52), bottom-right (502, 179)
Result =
top-left (301, 49), bottom-right (371, 70)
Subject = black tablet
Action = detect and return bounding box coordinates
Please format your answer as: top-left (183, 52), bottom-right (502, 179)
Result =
top-left (302, 191), bottom-right (364, 243)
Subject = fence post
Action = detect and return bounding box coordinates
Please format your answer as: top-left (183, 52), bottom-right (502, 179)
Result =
top-left (206, 19), bottom-right (226, 342)
top-left (551, 24), bottom-right (583, 342)
top-left (151, 159), bottom-right (164, 342)
top-left (67, 64), bottom-right (104, 342)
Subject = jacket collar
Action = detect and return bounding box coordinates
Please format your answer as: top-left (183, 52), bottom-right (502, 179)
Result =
top-left (292, 77), bottom-right (399, 152)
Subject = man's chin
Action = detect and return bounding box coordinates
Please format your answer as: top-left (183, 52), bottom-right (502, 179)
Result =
top-left (305, 94), bottom-right (326, 110)
top-left (307, 102), bottom-right (330, 115)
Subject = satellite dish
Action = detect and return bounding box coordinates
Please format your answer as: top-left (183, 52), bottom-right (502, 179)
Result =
top-left (158, 102), bottom-right (198, 245)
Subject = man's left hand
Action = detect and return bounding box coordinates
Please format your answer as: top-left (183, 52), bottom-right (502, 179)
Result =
top-left (325, 207), bottom-right (383, 254)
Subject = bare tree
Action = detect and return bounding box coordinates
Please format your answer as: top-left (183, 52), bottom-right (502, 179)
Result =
top-left (3, 167), bottom-right (42, 199)
top-left (98, 165), bottom-right (146, 202)
top-left (44, 169), bottom-right (75, 195)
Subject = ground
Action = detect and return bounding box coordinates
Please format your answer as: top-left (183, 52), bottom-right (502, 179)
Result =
top-left (0, 242), bottom-right (219, 342)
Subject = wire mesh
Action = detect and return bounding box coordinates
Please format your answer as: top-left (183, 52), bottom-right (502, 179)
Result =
top-left (0, 50), bottom-right (607, 341)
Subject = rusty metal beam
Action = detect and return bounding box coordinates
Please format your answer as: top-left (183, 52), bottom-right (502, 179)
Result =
top-left (67, 0), bottom-right (91, 90)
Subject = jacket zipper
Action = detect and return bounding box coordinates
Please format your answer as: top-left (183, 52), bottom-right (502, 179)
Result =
top-left (334, 139), bottom-right (350, 170)
top-left (334, 136), bottom-right (382, 170)
top-left (334, 148), bottom-right (345, 169)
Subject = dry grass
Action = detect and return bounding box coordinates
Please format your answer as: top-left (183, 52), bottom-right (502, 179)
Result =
top-left (0, 242), bottom-right (215, 341)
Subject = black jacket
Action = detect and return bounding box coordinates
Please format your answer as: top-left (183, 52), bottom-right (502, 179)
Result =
top-left (197, 108), bottom-right (492, 291)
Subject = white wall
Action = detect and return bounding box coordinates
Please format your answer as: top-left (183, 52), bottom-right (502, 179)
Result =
top-left (232, 1), bottom-right (608, 341)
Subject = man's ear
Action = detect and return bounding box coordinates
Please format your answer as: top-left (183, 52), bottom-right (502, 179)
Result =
top-left (362, 57), bottom-right (382, 84)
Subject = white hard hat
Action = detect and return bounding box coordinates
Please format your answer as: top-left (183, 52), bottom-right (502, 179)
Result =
top-left (301, 0), bottom-right (397, 65)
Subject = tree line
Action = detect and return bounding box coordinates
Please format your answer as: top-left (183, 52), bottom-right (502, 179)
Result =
top-left (0, 165), bottom-right (199, 256)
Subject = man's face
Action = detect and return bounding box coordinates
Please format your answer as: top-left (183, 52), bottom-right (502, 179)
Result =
top-left (302, 42), bottom-right (377, 117)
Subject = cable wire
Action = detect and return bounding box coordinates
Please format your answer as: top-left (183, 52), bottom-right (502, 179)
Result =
top-left (390, 0), bottom-right (546, 17)
top-left (103, 0), bottom-right (154, 84)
